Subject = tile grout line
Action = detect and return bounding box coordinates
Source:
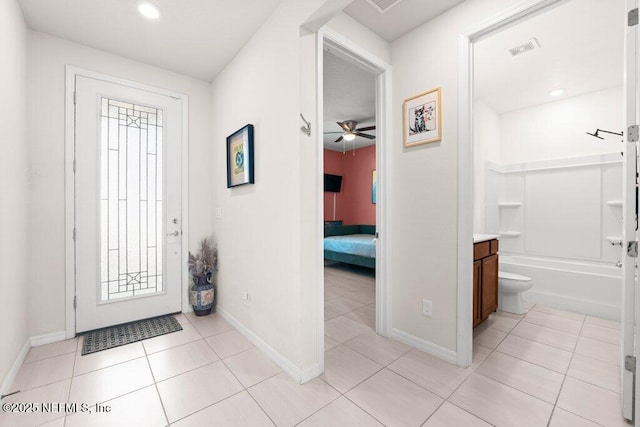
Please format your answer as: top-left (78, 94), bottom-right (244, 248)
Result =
top-left (313, 264), bottom-right (387, 426)
top-left (158, 313), bottom-right (269, 426)
top-left (420, 311), bottom-right (529, 427)
top-left (159, 314), bottom-right (280, 424)
top-left (141, 339), bottom-right (170, 426)
top-left (545, 308), bottom-right (588, 426)
top-left (474, 307), bottom-right (589, 422)
top-left (61, 338), bottom-right (81, 427)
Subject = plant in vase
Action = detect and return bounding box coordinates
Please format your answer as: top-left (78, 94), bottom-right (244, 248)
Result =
top-left (188, 237), bottom-right (218, 316)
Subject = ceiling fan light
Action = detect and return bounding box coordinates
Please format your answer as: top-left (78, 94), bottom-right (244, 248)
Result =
top-left (343, 133), bottom-right (356, 141)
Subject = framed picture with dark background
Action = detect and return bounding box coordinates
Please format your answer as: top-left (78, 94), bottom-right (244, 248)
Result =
top-left (226, 124), bottom-right (254, 188)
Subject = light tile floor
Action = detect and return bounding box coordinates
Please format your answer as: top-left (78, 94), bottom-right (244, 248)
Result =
top-left (0, 263), bottom-right (631, 426)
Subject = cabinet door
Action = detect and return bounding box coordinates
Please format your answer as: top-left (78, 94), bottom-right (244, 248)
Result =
top-left (473, 260), bottom-right (482, 327)
top-left (481, 254), bottom-right (499, 319)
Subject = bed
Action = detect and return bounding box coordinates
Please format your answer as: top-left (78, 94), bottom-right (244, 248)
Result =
top-left (324, 224), bottom-right (376, 268)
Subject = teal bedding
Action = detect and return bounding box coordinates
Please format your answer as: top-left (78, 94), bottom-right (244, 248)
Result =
top-left (323, 224), bottom-right (376, 269)
top-left (323, 234), bottom-right (376, 258)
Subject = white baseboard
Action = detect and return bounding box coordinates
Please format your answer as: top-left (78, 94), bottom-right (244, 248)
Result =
top-left (299, 363), bottom-right (323, 384)
top-left (391, 328), bottom-right (457, 364)
top-left (216, 306), bottom-right (312, 384)
top-left (30, 331), bottom-right (67, 347)
top-left (524, 290), bottom-right (620, 321)
top-left (0, 339), bottom-right (30, 399)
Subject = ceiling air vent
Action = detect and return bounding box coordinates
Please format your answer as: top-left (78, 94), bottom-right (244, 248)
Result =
top-left (508, 38), bottom-right (541, 57)
top-left (364, 0), bottom-right (404, 13)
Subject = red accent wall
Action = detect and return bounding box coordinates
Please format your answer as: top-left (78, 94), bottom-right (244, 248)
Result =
top-left (323, 145), bottom-right (376, 225)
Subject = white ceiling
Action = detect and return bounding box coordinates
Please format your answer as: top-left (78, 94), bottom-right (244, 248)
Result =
top-left (344, 0), bottom-right (465, 42)
top-left (17, 0), bottom-right (623, 125)
top-left (323, 49), bottom-right (376, 152)
top-left (474, 0), bottom-right (623, 114)
top-left (17, 0), bottom-right (282, 82)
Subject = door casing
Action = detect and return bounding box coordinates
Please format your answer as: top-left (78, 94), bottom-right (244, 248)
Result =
top-left (316, 29), bottom-right (393, 343)
top-left (457, 0), bottom-right (571, 368)
top-left (65, 66), bottom-right (190, 338)
top-left (459, 1), bottom-right (636, 422)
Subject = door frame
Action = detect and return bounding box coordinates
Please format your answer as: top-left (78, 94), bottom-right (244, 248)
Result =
top-left (456, 0), bottom-right (568, 367)
top-left (64, 66), bottom-right (190, 338)
top-left (316, 28), bottom-right (393, 338)
top-left (625, 0), bottom-right (638, 420)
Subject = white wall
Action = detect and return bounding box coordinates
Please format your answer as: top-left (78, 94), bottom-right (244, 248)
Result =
top-left (27, 32), bottom-right (213, 337)
top-left (210, 0), bottom-right (352, 380)
top-left (473, 100), bottom-right (500, 233)
top-left (0, 0), bottom-right (29, 391)
top-left (501, 86), bottom-right (623, 163)
top-left (389, 0), bottom-right (518, 353)
top-left (325, 12), bottom-right (391, 64)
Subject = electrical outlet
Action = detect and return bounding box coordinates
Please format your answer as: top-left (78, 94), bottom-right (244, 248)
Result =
top-left (242, 290), bottom-right (249, 301)
top-left (215, 208), bottom-right (222, 219)
top-left (422, 299), bottom-right (432, 317)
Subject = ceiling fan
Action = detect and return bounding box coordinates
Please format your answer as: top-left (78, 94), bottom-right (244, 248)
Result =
top-left (324, 120), bottom-right (376, 143)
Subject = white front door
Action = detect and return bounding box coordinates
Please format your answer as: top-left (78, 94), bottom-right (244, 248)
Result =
top-left (623, 0), bottom-right (638, 421)
top-left (74, 75), bottom-right (183, 333)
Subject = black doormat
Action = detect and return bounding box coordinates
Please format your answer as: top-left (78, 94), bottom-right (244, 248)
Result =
top-left (81, 314), bottom-right (182, 355)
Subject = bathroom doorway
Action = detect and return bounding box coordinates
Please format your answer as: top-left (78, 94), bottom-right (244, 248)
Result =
top-left (459, 0), bottom-right (635, 421)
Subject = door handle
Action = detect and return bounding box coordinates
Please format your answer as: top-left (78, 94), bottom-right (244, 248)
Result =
top-left (166, 230), bottom-right (180, 237)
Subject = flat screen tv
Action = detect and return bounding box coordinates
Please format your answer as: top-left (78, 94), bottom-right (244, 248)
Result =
top-left (324, 174), bottom-right (342, 193)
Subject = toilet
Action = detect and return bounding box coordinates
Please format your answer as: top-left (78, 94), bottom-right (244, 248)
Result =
top-left (498, 271), bottom-right (533, 314)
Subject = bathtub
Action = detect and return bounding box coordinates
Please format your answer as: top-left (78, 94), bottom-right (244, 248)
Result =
top-left (499, 253), bottom-right (622, 320)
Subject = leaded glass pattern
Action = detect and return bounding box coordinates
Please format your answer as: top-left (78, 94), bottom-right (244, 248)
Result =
top-left (100, 98), bottom-right (164, 301)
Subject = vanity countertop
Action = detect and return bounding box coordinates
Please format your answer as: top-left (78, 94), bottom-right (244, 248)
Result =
top-left (473, 233), bottom-right (499, 243)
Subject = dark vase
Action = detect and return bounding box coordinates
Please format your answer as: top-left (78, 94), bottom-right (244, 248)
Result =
top-left (190, 272), bottom-right (215, 316)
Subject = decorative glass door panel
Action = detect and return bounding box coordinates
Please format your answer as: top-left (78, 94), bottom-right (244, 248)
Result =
top-left (100, 98), bottom-right (164, 302)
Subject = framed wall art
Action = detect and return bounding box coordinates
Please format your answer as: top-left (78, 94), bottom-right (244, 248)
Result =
top-left (226, 124), bottom-right (254, 188)
top-left (403, 87), bottom-right (442, 147)
top-left (372, 170), bottom-right (377, 204)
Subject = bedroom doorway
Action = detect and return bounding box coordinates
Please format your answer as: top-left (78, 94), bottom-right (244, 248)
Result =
top-left (318, 29), bottom-right (392, 344)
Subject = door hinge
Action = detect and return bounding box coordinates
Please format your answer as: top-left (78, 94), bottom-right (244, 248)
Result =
top-left (629, 8), bottom-right (638, 26)
top-left (73, 296), bottom-right (77, 309)
top-left (73, 91), bottom-right (76, 105)
top-left (625, 355), bottom-right (636, 373)
top-left (627, 241), bottom-right (638, 257)
top-left (73, 160), bottom-right (76, 173)
top-left (628, 125), bottom-right (639, 142)
top-left (73, 228), bottom-right (76, 241)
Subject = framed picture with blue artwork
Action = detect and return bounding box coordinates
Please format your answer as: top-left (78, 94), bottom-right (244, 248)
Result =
top-left (226, 124), bottom-right (254, 188)
top-left (403, 87), bottom-right (442, 147)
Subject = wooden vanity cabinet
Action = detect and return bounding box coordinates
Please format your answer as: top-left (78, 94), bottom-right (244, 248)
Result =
top-left (473, 239), bottom-right (499, 328)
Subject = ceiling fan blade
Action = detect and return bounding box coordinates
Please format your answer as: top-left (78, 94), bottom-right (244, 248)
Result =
top-left (337, 121), bottom-right (350, 132)
top-left (355, 132), bottom-right (375, 140)
top-left (356, 126), bottom-right (376, 132)
top-left (334, 136), bottom-right (344, 143)
top-left (323, 131), bottom-right (344, 134)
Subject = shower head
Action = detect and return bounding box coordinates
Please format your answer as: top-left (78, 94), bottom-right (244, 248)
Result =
top-left (586, 128), bottom-right (623, 140)
top-left (586, 131), bottom-right (604, 140)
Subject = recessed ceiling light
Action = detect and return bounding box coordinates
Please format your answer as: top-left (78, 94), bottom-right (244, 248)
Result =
top-left (138, 3), bottom-right (160, 20)
top-left (549, 88), bottom-right (565, 97)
